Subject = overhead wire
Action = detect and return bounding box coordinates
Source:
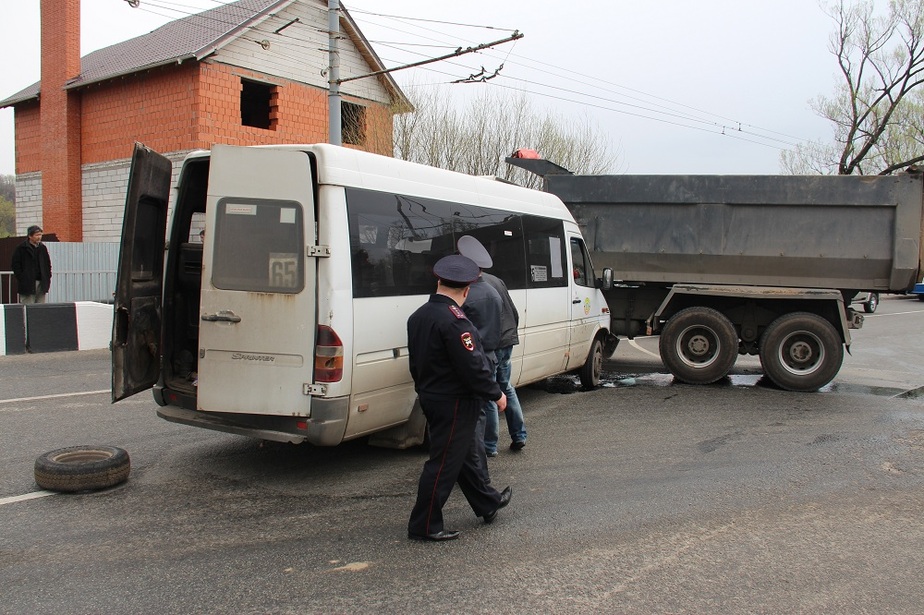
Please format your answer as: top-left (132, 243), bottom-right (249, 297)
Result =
top-left (348, 5), bottom-right (808, 150)
top-left (120, 1), bottom-right (807, 151)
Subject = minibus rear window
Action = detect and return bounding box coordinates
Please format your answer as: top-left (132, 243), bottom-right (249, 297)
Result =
top-left (211, 198), bottom-right (304, 293)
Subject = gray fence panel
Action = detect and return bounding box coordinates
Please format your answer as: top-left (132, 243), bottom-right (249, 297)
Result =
top-left (45, 242), bottom-right (120, 303)
top-left (2, 242), bottom-right (120, 304)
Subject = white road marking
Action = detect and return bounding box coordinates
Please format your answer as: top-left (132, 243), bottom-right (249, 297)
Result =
top-left (864, 309), bottom-right (924, 317)
top-left (628, 338), bottom-right (661, 359)
top-left (0, 389), bottom-right (109, 405)
top-left (0, 491), bottom-right (57, 506)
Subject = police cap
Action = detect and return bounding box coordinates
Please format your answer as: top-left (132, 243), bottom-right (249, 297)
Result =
top-left (457, 235), bottom-right (493, 269)
top-left (433, 254), bottom-right (480, 285)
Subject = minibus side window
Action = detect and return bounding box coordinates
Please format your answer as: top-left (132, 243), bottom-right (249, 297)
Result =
top-left (452, 212), bottom-right (527, 290)
top-left (211, 198), bottom-right (304, 293)
top-left (346, 187), bottom-right (551, 297)
top-left (523, 217), bottom-right (568, 288)
top-left (570, 237), bottom-right (594, 287)
top-left (347, 189), bottom-right (454, 297)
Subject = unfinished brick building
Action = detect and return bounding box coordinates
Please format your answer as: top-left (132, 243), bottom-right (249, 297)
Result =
top-left (0, 0), bottom-right (409, 241)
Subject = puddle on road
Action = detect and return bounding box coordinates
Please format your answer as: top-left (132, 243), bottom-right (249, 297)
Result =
top-left (538, 370), bottom-right (920, 399)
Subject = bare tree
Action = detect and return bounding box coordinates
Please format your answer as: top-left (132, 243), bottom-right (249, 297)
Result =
top-left (393, 85), bottom-right (619, 188)
top-left (782, 0), bottom-right (924, 175)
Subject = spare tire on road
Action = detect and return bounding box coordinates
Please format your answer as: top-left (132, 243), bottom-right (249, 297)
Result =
top-left (34, 445), bottom-right (131, 492)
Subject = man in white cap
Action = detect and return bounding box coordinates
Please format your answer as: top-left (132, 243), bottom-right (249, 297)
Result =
top-left (457, 235), bottom-right (528, 454)
top-left (406, 254), bottom-right (513, 541)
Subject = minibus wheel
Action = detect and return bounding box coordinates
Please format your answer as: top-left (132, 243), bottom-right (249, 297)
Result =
top-left (579, 336), bottom-right (605, 390)
top-left (34, 445), bottom-right (131, 492)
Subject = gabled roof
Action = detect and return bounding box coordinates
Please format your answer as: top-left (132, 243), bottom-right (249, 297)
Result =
top-left (0, 0), bottom-right (409, 110)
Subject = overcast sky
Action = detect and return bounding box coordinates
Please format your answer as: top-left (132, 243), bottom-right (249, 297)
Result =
top-left (0, 0), bottom-right (843, 176)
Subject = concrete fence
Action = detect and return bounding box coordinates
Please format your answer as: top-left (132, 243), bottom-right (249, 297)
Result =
top-left (1, 302), bottom-right (113, 355)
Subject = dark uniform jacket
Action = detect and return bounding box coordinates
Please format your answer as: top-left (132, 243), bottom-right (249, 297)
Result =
top-left (11, 239), bottom-right (52, 295)
top-left (407, 294), bottom-right (502, 402)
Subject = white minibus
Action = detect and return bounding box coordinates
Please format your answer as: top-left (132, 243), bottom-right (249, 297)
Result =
top-left (112, 143), bottom-right (617, 447)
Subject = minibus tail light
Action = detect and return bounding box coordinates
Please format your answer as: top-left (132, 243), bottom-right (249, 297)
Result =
top-left (315, 325), bottom-right (344, 382)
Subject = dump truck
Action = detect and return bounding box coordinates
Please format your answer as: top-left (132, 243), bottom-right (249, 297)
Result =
top-left (508, 153), bottom-right (924, 392)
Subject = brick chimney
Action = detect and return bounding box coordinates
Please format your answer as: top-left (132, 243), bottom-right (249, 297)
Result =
top-left (40, 0), bottom-right (83, 241)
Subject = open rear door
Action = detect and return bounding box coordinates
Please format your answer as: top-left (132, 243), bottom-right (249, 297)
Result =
top-left (196, 145), bottom-right (317, 417)
top-left (111, 143), bottom-right (173, 402)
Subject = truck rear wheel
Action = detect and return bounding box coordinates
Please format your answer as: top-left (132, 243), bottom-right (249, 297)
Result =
top-left (579, 336), bottom-right (605, 390)
top-left (759, 312), bottom-right (843, 392)
top-left (659, 307), bottom-right (738, 385)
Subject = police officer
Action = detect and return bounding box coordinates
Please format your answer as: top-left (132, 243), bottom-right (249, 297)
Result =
top-left (407, 254), bottom-right (513, 542)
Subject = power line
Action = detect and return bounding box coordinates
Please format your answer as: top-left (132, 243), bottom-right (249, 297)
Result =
top-left (123, 1), bottom-right (807, 153)
top-left (349, 5), bottom-right (810, 148)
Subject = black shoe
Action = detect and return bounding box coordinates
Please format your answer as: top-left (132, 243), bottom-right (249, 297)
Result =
top-left (510, 440), bottom-right (526, 451)
top-left (408, 529), bottom-right (461, 542)
top-left (486, 450), bottom-right (498, 458)
top-left (483, 487), bottom-right (512, 524)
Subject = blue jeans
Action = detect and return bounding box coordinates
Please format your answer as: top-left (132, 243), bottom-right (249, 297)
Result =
top-left (484, 346), bottom-right (527, 453)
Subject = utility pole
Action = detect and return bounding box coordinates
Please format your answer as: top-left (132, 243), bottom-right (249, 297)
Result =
top-left (328, 0), bottom-right (341, 145)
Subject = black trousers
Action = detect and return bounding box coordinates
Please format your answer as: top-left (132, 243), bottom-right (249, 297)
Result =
top-left (408, 394), bottom-right (503, 536)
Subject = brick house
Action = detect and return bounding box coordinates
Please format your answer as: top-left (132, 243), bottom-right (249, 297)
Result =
top-left (0, 0), bottom-right (410, 242)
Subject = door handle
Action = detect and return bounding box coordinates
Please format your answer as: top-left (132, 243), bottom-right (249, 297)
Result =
top-left (572, 299), bottom-right (582, 304)
top-left (201, 310), bottom-right (242, 323)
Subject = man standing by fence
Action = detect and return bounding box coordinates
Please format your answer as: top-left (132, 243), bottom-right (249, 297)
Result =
top-left (11, 225), bottom-right (52, 304)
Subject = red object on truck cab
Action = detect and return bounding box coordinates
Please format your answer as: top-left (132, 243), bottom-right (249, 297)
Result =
top-left (510, 148), bottom-right (541, 159)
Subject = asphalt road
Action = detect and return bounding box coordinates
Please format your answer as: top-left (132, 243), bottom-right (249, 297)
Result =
top-left (2, 295), bottom-right (923, 614)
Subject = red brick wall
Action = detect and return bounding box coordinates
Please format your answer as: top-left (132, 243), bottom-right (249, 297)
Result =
top-left (195, 63), bottom-right (330, 148)
top-left (77, 61), bottom-right (393, 160)
top-left (40, 0), bottom-right (82, 241)
top-left (80, 64), bottom-right (200, 164)
top-left (14, 102), bottom-right (41, 173)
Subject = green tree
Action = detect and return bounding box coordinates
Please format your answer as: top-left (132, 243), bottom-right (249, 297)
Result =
top-left (393, 85), bottom-right (619, 188)
top-left (782, 0), bottom-right (924, 175)
top-left (0, 175), bottom-right (14, 238)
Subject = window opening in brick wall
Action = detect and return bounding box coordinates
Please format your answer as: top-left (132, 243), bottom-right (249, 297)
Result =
top-left (241, 79), bottom-right (277, 130)
top-left (342, 101), bottom-right (366, 145)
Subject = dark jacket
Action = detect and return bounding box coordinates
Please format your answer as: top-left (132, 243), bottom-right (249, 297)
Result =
top-left (482, 272), bottom-right (519, 348)
top-left (407, 294), bottom-right (502, 402)
top-left (11, 239), bottom-right (52, 295)
top-left (461, 276), bottom-right (503, 354)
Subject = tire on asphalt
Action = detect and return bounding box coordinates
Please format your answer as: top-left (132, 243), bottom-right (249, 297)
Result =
top-left (863, 292), bottom-right (879, 313)
top-left (34, 445), bottom-right (131, 492)
top-left (658, 306), bottom-right (738, 385)
top-left (758, 312), bottom-right (843, 392)
top-left (579, 336), bottom-right (605, 391)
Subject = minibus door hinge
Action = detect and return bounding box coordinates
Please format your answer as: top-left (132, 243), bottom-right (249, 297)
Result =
top-left (304, 383), bottom-right (327, 396)
top-left (308, 245), bottom-right (331, 258)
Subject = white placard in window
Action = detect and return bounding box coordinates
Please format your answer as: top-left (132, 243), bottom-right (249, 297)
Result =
top-left (226, 203), bottom-right (257, 215)
top-left (530, 265), bottom-right (548, 282)
top-left (549, 237), bottom-right (563, 278)
top-left (279, 208), bottom-right (296, 224)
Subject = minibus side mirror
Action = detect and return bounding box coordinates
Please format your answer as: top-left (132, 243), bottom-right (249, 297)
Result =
top-left (600, 268), bottom-right (614, 291)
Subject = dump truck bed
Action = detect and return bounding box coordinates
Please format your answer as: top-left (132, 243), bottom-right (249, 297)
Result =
top-left (541, 172), bottom-right (924, 293)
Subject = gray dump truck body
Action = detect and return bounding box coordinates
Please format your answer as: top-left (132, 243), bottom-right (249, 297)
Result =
top-left (544, 172), bottom-right (924, 294)
top-left (507, 156), bottom-right (924, 392)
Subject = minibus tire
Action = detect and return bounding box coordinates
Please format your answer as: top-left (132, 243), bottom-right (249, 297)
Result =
top-left (579, 336), bottom-right (605, 390)
top-left (34, 445), bottom-right (131, 492)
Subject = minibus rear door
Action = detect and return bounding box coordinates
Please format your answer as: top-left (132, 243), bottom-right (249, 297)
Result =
top-left (197, 145), bottom-right (317, 418)
top-left (112, 143), bottom-right (173, 402)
